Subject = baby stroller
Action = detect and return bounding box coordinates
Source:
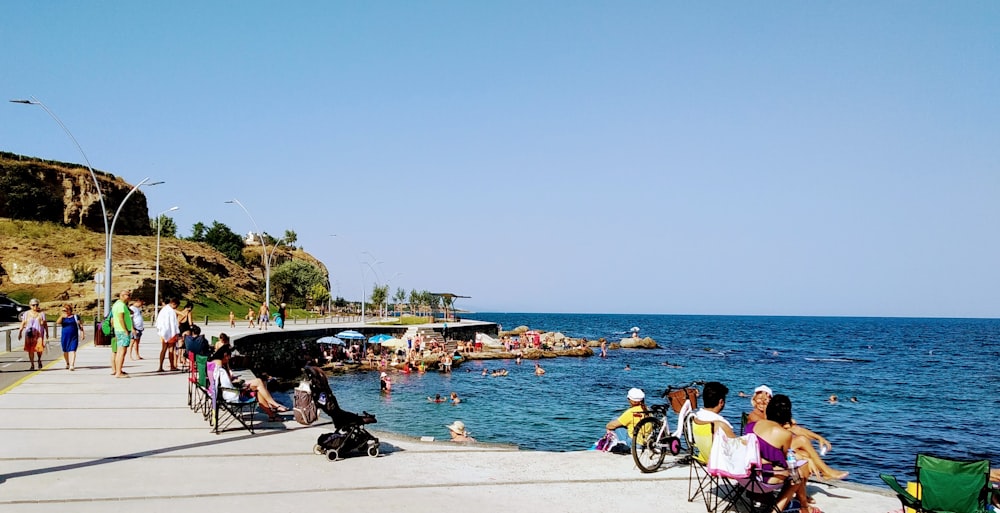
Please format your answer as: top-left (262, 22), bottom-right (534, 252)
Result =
top-left (303, 365), bottom-right (380, 461)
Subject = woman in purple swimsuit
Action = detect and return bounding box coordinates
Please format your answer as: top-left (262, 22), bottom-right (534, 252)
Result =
top-left (751, 394), bottom-right (813, 513)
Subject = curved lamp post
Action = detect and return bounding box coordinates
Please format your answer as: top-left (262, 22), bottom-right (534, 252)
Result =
top-left (11, 97), bottom-right (161, 315)
top-left (225, 198), bottom-right (275, 310)
top-left (108, 178), bottom-right (163, 309)
top-left (10, 97), bottom-right (110, 313)
top-left (154, 206), bottom-right (180, 317)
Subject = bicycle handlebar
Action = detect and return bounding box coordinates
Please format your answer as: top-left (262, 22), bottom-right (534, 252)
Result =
top-left (660, 380), bottom-right (705, 398)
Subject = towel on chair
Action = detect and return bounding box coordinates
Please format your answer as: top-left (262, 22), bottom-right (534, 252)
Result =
top-left (708, 431), bottom-right (759, 479)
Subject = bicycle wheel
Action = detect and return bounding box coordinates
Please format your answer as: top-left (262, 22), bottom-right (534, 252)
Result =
top-left (631, 416), bottom-right (668, 473)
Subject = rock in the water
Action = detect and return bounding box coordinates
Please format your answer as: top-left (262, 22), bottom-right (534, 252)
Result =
top-left (619, 337), bottom-right (658, 349)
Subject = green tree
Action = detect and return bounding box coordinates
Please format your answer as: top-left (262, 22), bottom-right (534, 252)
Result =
top-left (370, 284), bottom-right (389, 318)
top-left (283, 229), bottom-right (298, 249)
top-left (189, 222), bottom-right (207, 242)
top-left (393, 287), bottom-right (406, 315)
top-left (310, 282), bottom-right (330, 309)
top-left (149, 215), bottom-right (177, 238)
top-left (203, 221), bottom-right (245, 265)
top-left (270, 260), bottom-right (326, 306)
top-left (408, 289), bottom-right (420, 315)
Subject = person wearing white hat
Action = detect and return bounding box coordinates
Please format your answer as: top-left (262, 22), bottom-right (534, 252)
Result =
top-left (379, 371), bottom-right (391, 393)
top-left (745, 385), bottom-right (848, 480)
top-left (446, 420), bottom-right (475, 442)
top-left (605, 387), bottom-right (648, 441)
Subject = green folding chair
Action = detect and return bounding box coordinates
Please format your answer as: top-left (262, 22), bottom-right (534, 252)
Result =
top-left (880, 454), bottom-right (990, 513)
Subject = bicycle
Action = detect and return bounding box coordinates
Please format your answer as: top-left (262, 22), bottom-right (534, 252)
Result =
top-left (631, 380), bottom-right (704, 473)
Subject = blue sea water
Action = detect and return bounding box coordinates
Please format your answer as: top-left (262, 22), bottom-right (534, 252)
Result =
top-left (292, 313), bottom-right (1000, 487)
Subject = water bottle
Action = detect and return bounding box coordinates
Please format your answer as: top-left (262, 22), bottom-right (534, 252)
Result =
top-left (786, 449), bottom-right (801, 484)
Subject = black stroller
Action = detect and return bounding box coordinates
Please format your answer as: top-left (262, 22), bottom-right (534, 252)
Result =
top-left (303, 365), bottom-right (380, 461)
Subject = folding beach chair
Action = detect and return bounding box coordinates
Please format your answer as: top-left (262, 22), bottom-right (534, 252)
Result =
top-left (686, 413), bottom-right (720, 512)
top-left (718, 437), bottom-right (806, 513)
top-left (187, 354), bottom-right (210, 416)
top-left (880, 454), bottom-right (990, 513)
top-left (207, 361), bottom-right (258, 434)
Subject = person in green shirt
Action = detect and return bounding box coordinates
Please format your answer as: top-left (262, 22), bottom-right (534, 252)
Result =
top-left (111, 289), bottom-right (134, 378)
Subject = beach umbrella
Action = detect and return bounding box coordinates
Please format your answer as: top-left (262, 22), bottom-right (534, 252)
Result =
top-left (381, 338), bottom-right (407, 349)
top-left (335, 330), bottom-right (366, 340)
top-left (316, 336), bottom-right (345, 345)
top-left (369, 334), bottom-right (393, 344)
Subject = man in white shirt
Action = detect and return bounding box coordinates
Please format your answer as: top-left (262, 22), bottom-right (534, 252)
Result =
top-left (155, 298), bottom-right (180, 372)
top-left (693, 381), bottom-right (736, 438)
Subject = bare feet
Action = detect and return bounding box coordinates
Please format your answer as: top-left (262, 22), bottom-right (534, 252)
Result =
top-left (824, 469), bottom-right (849, 480)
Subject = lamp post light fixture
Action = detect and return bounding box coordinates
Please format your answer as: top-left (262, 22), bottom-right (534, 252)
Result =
top-left (154, 206), bottom-right (180, 317)
top-left (225, 198), bottom-right (275, 310)
top-left (106, 177), bottom-right (163, 309)
top-left (10, 96), bottom-right (110, 314)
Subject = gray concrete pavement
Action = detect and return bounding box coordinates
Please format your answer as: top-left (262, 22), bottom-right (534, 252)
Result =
top-left (0, 320), bottom-right (899, 513)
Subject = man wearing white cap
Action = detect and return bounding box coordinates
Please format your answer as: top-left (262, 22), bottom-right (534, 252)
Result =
top-left (605, 387), bottom-right (648, 441)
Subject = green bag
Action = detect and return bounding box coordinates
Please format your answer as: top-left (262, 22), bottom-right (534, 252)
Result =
top-left (101, 311), bottom-right (114, 336)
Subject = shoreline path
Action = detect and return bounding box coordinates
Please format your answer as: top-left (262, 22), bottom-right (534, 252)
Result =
top-left (0, 320), bottom-right (898, 513)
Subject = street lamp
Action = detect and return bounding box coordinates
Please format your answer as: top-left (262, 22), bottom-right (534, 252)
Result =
top-left (11, 97), bottom-right (109, 314)
top-left (108, 178), bottom-right (163, 309)
top-left (360, 256), bottom-right (383, 323)
top-left (225, 198), bottom-right (275, 310)
top-left (154, 206), bottom-right (180, 317)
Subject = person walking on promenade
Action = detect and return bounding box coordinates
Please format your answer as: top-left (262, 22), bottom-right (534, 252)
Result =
top-left (18, 298), bottom-right (48, 371)
top-left (156, 298), bottom-right (180, 372)
top-left (110, 289), bottom-right (134, 378)
top-left (56, 303), bottom-right (84, 371)
top-left (258, 303), bottom-right (269, 330)
top-left (278, 303), bottom-right (287, 329)
top-left (228, 310), bottom-right (235, 328)
top-left (246, 307), bottom-right (255, 328)
top-left (129, 298), bottom-right (145, 361)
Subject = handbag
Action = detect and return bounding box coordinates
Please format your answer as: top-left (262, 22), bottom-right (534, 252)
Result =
top-left (293, 387), bottom-right (317, 425)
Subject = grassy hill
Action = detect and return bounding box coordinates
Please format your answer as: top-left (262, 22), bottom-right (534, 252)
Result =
top-left (0, 218), bottom-right (326, 321)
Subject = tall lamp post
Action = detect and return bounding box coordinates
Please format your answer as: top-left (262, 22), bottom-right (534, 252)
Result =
top-left (108, 178), bottom-right (163, 308)
top-left (10, 97), bottom-right (109, 314)
top-left (154, 206), bottom-right (180, 317)
top-left (361, 259), bottom-right (382, 322)
top-left (11, 97), bottom-right (161, 315)
top-left (225, 198), bottom-right (275, 310)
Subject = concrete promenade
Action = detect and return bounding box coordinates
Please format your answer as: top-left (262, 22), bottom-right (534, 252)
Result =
top-left (0, 320), bottom-right (899, 513)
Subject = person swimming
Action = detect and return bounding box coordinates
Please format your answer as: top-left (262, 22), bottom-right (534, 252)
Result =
top-left (428, 394), bottom-right (445, 403)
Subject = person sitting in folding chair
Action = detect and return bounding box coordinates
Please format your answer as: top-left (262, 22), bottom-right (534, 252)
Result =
top-left (748, 394), bottom-right (813, 513)
top-left (694, 381), bottom-right (737, 437)
top-left (212, 346), bottom-right (288, 421)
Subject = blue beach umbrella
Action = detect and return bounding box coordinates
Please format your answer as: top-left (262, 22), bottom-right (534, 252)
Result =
top-left (316, 336), bottom-right (344, 345)
top-left (369, 334), bottom-right (392, 344)
top-left (334, 330), bottom-right (365, 340)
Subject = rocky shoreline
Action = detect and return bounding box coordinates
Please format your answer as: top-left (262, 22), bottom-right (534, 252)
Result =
top-left (317, 328), bottom-right (661, 376)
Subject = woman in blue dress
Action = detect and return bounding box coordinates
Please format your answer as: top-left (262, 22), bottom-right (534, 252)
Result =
top-left (57, 303), bottom-right (84, 371)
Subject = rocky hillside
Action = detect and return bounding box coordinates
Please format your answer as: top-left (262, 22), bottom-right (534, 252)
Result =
top-left (0, 219), bottom-right (327, 316)
top-left (0, 151), bottom-right (152, 235)
top-left (0, 151), bottom-right (327, 315)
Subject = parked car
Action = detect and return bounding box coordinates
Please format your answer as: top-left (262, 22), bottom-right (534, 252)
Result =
top-left (0, 294), bottom-right (29, 322)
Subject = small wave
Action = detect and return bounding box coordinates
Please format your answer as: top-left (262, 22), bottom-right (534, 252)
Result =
top-left (804, 357), bottom-right (873, 363)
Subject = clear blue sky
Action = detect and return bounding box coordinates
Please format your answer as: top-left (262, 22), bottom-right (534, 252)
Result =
top-left (2, 2), bottom-right (998, 317)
